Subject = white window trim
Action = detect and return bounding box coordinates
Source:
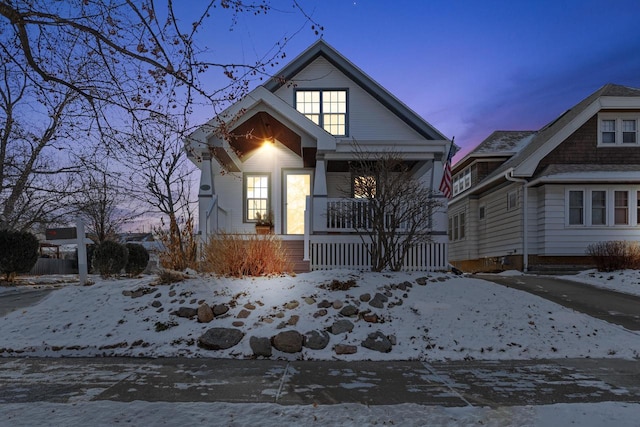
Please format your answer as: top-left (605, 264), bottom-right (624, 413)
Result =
top-left (598, 113), bottom-right (639, 146)
top-left (448, 210), bottom-right (467, 241)
top-left (565, 187), bottom-right (640, 227)
top-left (452, 168), bottom-right (471, 196)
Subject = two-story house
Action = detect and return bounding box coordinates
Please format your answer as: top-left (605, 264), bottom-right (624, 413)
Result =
top-left (448, 84), bottom-right (640, 272)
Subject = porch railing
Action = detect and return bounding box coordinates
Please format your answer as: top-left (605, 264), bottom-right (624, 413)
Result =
top-left (309, 235), bottom-right (448, 272)
top-left (319, 198), bottom-right (411, 232)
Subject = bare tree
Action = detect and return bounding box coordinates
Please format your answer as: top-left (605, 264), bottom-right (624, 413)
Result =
top-left (334, 144), bottom-right (444, 272)
top-left (121, 112), bottom-right (197, 269)
top-left (72, 158), bottom-right (140, 243)
top-left (0, 1), bottom-right (322, 137)
top-left (0, 39), bottom-right (86, 230)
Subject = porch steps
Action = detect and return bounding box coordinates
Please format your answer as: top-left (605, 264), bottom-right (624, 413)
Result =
top-left (281, 240), bottom-right (310, 273)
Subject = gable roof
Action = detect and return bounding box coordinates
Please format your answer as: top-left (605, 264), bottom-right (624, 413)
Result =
top-left (264, 39), bottom-right (448, 142)
top-left (480, 83), bottom-right (640, 181)
top-left (453, 130), bottom-right (536, 172)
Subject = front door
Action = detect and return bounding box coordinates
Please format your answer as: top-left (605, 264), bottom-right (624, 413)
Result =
top-left (283, 171), bottom-right (312, 234)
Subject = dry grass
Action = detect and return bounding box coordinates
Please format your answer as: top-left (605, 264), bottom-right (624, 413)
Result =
top-left (201, 232), bottom-right (292, 277)
top-left (156, 216), bottom-right (198, 271)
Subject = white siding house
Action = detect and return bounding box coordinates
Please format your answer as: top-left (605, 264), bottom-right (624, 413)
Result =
top-left (186, 40), bottom-right (451, 272)
top-left (448, 84), bottom-right (640, 272)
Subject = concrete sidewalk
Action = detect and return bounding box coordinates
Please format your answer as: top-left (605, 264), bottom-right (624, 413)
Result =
top-left (476, 274), bottom-right (640, 331)
top-left (1, 357), bottom-right (640, 407)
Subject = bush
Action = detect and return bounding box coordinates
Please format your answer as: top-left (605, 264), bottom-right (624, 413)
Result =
top-left (0, 230), bottom-right (39, 281)
top-left (156, 216), bottom-right (198, 271)
top-left (93, 240), bottom-right (128, 278)
top-left (201, 232), bottom-right (291, 277)
top-left (125, 243), bottom-right (149, 276)
top-left (586, 240), bottom-right (640, 272)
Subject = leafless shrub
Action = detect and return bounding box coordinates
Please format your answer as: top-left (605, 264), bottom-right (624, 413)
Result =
top-left (201, 233), bottom-right (291, 277)
top-left (586, 241), bottom-right (640, 272)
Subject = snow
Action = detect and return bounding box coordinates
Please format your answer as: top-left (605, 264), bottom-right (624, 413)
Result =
top-left (2, 401), bottom-right (640, 427)
top-left (1, 269), bottom-right (640, 360)
top-left (3, 268), bottom-right (640, 425)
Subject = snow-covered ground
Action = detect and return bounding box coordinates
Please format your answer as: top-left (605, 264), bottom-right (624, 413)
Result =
top-left (2, 269), bottom-right (640, 425)
top-left (1, 269), bottom-right (640, 360)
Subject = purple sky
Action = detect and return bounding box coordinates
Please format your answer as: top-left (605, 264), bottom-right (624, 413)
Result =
top-left (189, 0), bottom-right (640, 162)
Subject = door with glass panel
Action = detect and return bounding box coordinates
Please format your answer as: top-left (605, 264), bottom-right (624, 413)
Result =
top-left (283, 171), bottom-right (312, 234)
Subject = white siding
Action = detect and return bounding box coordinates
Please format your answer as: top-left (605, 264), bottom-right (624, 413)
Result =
top-left (274, 57), bottom-right (422, 141)
top-left (539, 184), bottom-right (640, 256)
top-left (476, 183), bottom-right (523, 258)
top-left (214, 143), bottom-right (305, 234)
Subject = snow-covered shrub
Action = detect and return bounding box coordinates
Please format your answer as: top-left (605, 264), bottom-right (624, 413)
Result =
top-left (0, 230), bottom-right (39, 281)
top-left (125, 243), bottom-right (149, 276)
top-left (93, 240), bottom-right (128, 278)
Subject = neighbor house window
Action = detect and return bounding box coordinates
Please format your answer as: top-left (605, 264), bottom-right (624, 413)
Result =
top-left (569, 190), bottom-right (584, 225)
top-left (453, 168), bottom-right (471, 196)
top-left (591, 190), bottom-right (606, 225)
top-left (614, 191), bottom-right (629, 225)
top-left (479, 205), bottom-right (486, 220)
top-left (568, 188), bottom-right (640, 227)
top-left (449, 211), bottom-right (466, 241)
top-left (601, 119), bottom-right (616, 144)
top-left (296, 89), bottom-right (347, 136)
top-left (599, 114), bottom-right (640, 146)
top-left (507, 190), bottom-right (517, 211)
top-left (244, 173), bottom-right (270, 222)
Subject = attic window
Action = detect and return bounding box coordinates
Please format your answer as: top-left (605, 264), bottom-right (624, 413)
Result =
top-left (598, 114), bottom-right (639, 146)
top-left (296, 89), bottom-right (347, 136)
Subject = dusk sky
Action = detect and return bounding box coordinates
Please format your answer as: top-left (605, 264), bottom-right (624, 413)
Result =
top-left (191, 0), bottom-right (640, 162)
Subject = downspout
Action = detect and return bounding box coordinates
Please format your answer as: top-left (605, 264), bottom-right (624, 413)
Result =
top-left (504, 168), bottom-right (529, 272)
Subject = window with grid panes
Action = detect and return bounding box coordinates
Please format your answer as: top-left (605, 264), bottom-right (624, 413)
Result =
top-left (244, 174), bottom-right (270, 222)
top-left (295, 90), bottom-right (347, 136)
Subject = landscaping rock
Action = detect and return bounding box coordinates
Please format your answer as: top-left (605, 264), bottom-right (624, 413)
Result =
top-left (237, 309), bottom-right (251, 319)
top-left (287, 315), bottom-right (300, 326)
top-left (232, 321), bottom-right (244, 327)
top-left (416, 277), bottom-right (428, 286)
top-left (213, 304), bottom-right (229, 316)
top-left (339, 305), bottom-right (358, 317)
top-left (250, 336), bottom-right (272, 357)
top-left (362, 331), bottom-right (393, 353)
top-left (198, 328), bottom-right (244, 350)
top-left (334, 344), bottom-right (357, 355)
top-left (317, 300), bottom-right (331, 309)
top-left (285, 300), bottom-right (300, 310)
top-left (173, 307), bottom-right (197, 319)
top-left (363, 313), bottom-right (379, 323)
top-left (359, 293), bottom-right (371, 302)
top-left (369, 293), bottom-right (388, 309)
top-left (304, 297), bottom-right (316, 305)
top-left (272, 330), bottom-right (304, 353)
top-left (151, 300), bottom-right (162, 308)
top-left (197, 303), bottom-right (214, 323)
top-left (330, 319), bottom-right (354, 335)
top-left (332, 300), bottom-right (343, 309)
top-left (244, 303), bottom-right (256, 310)
top-left (304, 330), bottom-right (330, 350)
top-left (313, 309), bottom-right (328, 318)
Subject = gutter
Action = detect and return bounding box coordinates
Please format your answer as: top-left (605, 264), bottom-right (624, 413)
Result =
top-left (504, 168), bottom-right (530, 272)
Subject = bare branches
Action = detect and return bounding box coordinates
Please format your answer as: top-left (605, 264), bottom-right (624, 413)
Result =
top-left (335, 142), bottom-right (444, 271)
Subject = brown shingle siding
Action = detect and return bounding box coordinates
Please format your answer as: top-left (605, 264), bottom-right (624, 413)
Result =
top-left (536, 115), bottom-right (640, 175)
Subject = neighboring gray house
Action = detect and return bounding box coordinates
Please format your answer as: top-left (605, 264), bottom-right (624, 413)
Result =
top-left (448, 84), bottom-right (640, 272)
top-left (186, 40), bottom-right (451, 272)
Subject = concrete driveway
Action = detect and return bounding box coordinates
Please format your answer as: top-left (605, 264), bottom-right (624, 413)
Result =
top-left (0, 287), bottom-right (56, 317)
top-left (476, 274), bottom-right (640, 331)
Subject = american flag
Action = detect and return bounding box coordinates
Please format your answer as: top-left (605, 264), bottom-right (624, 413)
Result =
top-left (439, 140), bottom-right (457, 199)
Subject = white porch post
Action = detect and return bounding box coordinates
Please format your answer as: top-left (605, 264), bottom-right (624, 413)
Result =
top-left (312, 157), bottom-right (328, 233)
top-left (198, 153), bottom-right (215, 236)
